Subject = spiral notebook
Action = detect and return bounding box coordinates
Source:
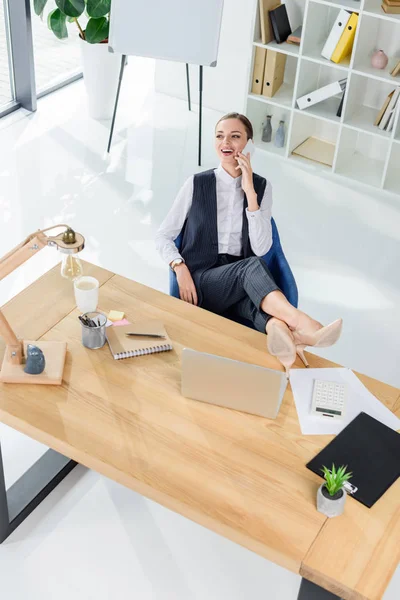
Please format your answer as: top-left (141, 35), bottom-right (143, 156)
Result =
top-left (106, 321), bottom-right (172, 360)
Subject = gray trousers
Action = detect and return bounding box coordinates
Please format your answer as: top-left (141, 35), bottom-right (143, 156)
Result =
top-left (198, 255), bottom-right (280, 332)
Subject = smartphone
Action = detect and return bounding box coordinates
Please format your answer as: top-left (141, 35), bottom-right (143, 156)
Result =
top-left (242, 139), bottom-right (255, 158)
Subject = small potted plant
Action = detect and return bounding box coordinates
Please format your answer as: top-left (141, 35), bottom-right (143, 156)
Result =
top-left (317, 464), bottom-right (352, 518)
top-left (34, 1), bottom-right (121, 119)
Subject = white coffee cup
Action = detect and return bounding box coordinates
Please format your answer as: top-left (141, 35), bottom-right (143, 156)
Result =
top-left (74, 276), bottom-right (99, 314)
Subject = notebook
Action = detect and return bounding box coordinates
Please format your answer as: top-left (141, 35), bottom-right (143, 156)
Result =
top-left (106, 321), bottom-right (172, 360)
top-left (269, 4), bottom-right (291, 44)
top-left (306, 412), bottom-right (400, 508)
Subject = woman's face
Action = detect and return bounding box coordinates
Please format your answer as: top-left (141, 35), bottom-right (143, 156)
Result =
top-left (215, 118), bottom-right (248, 166)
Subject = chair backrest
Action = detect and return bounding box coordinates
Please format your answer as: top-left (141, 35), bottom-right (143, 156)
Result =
top-left (169, 218), bottom-right (298, 310)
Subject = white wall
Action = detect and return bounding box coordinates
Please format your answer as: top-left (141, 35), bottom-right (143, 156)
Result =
top-left (154, 0), bottom-right (255, 114)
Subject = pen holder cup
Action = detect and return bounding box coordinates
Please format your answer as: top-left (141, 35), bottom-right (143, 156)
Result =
top-left (81, 312), bottom-right (107, 349)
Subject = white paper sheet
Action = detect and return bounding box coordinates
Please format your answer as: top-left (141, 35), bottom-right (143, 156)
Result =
top-left (289, 368), bottom-right (400, 435)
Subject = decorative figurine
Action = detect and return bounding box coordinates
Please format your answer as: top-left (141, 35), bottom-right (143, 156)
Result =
top-left (24, 344), bottom-right (46, 375)
top-left (262, 115), bottom-right (273, 143)
top-left (274, 120), bottom-right (286, 148)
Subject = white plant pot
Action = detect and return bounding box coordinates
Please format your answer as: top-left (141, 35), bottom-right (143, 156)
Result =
top-left (317, 484), bottom-right (346, 518)
top-left (79, 38), bottom-right (121, 119)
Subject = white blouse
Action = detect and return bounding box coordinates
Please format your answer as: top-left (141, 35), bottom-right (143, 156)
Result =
top-left (155, 164), bottom-right (273, 266)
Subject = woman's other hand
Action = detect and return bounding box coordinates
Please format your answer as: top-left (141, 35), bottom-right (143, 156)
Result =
top-left (175, 263), bottom-right (198, 305)
top-left (235, 152), bottom-right (254, 196)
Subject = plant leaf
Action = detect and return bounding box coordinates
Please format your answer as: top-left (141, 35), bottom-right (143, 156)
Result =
top-left (55, 0), bottom-right (85, 18)
top-left (86, 0), bottom-right (111, 18)
top-left (85, 16), bottom-right (109, 43)
top-left (48, 9), bottom-right (68, 39)
top-left (34, 0), bottom-right (49, 16)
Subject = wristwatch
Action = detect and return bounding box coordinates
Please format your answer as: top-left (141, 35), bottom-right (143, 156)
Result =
top-left (170, 258), bottom-right (184, 272)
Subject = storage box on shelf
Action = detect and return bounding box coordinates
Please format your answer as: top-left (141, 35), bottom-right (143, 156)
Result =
top-left (384, 142), bottom-right (400, 194)
top-left (343, 73), bottom-right (399, 137)
top-left (302, 1), bottom-right (359, 69)
top-left (335, 127), bottom-right (391, 187)
top-left (289, 112), bottom-right (339, 170)
top-left (247, 96), bottom-right (291, 156)
top-left (295, 60), bottom-right (347, 121)
top-left (352, 14), bottom-right (400, 82)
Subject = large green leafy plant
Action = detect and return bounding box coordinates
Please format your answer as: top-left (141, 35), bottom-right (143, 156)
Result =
top-left (34, 0), bottom-right (111, 44)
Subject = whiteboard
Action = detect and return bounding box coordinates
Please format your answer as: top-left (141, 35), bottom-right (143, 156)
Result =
top-left (109, 0), bottom-right (224, 67)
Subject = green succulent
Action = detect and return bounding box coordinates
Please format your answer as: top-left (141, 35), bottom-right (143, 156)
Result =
top-left (34, 0), bottom-right (111, 44)
top-left (321, 464), bottom-right (352, 496)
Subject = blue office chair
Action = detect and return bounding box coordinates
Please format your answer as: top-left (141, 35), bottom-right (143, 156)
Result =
top-left (169, 218), bottom-right (298, 329)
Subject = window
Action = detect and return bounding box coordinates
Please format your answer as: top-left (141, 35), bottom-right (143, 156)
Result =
top-left (0, 0), bottom-right (14, 108)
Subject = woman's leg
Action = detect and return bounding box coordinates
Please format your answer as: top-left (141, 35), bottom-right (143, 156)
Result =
top-left (199, 256), bottom-right (323, 336)
top-left (261, 290), bottom-right (322, 334)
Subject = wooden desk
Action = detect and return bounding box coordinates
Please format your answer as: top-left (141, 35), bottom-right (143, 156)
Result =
top-left (0, 261), bottom-right (399, 600)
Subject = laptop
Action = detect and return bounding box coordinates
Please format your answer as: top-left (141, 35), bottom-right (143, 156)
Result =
top-left (181, 348), bottom-right (288, 419)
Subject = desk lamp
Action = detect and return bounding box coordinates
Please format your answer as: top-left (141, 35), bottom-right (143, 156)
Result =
top-left (0, 225), bottom-right (85, 385)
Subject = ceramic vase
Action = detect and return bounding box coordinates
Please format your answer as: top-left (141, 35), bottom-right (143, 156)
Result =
top-left (371, 50), bottom-right (388, 70)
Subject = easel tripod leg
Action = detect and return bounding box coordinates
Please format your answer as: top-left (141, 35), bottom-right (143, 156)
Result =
top-left (186, 63), bottom-right (191, 111)
top-left (107, 54), bottom-right (127, 154)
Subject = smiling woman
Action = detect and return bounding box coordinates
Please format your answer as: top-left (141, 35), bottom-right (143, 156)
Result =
top-left (155, 112), bottom-right (343, 376)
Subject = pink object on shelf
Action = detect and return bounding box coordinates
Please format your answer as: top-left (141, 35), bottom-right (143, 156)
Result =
top-left (371, 50), bottom-right (389, 69)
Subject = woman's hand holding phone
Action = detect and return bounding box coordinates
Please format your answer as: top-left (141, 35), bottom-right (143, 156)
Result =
top-left (175, 263), bottom-right (198, 305)
top-left (235, 139), bottom-right (256, 199)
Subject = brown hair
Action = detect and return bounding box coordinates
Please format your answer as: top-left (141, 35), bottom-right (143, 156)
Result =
top-left (216, 112), bottom-right (253, 140)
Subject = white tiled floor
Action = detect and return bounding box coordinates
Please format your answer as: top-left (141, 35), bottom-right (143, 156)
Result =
top-left (0, 58), bottom-right (399, 599)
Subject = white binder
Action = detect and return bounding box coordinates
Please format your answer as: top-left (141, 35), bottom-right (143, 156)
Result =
top-left (297, 80), bottom-right (346, 110)
top-left (379, 87), bottom-right (400, 131)
top-left (321, 9), bottom-right (351, 61)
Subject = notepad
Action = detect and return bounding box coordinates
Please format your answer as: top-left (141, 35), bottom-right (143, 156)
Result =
top-left (106, 321), bottom-right (172, 360)
top-left (307, 412), bottom-right (400, 508)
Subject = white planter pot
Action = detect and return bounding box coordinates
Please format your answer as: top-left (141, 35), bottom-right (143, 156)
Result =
top-left (79, 38), bottom-right (121, 119)
top-left (317, 484), bottom-right (346, 518)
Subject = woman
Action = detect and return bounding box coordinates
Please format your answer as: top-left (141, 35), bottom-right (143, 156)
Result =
top-left (156, 112), bottom-right (342, 375)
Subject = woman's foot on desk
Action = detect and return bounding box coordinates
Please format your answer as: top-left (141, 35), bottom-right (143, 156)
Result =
top-left (292, 318), bottom-right (343, 368)
top-left (266, 318), bottom-right (296, 379)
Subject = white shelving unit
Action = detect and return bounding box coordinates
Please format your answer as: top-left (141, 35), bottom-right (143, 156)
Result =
top-left (245, 0), bottom-right (400, 195)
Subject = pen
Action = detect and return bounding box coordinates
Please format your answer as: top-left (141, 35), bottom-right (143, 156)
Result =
top-left (125, 333), bottom-right (166, 339)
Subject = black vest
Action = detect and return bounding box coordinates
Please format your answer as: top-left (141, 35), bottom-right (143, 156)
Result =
top-left (180, 169), bottom-right (267, 275)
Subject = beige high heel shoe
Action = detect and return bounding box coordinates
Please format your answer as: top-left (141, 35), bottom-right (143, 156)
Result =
top-left (266, 318), bottom-right (297, 379)
top-left (293, 319), bottom-right (343, 368)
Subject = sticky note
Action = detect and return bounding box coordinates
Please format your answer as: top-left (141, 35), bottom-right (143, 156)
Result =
top-left (108, 310), bottom-right (125, 322)
top-left (113, 318), bottom-right (130, 327)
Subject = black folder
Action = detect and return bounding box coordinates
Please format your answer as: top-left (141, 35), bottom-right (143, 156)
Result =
top-left (306, 412), bottom-right (400, 508)
top-left (269, 5), bottom-right (292, 44)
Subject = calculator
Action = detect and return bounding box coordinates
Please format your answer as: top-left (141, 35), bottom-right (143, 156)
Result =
top-left (311, 379), bottom-right (347, 419)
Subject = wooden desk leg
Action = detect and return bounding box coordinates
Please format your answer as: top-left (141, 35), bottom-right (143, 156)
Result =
top-left (0, 440), bottom-right (77, 543)
top-left (298, 579), bottom-right (342, 600)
